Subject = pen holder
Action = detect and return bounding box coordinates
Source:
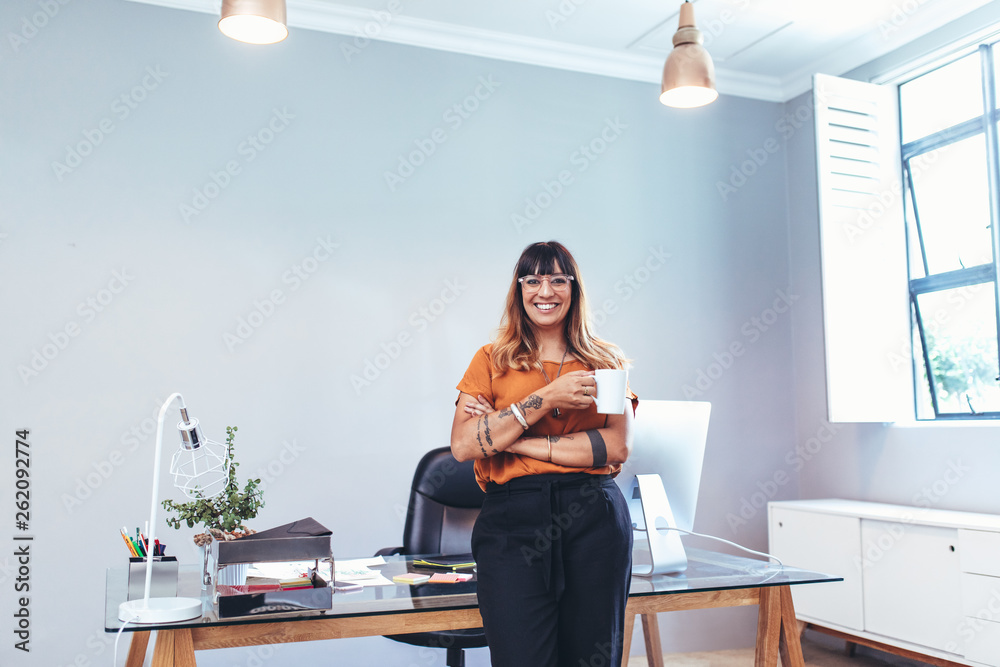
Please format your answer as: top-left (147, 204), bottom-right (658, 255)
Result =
top-left (127, 556), bottom-right (179, 600)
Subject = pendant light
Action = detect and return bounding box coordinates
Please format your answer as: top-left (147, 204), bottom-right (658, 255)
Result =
top-left (660, 1), bottom-right (718, 108)
top-left (219, 0), bottom-right (288, 45)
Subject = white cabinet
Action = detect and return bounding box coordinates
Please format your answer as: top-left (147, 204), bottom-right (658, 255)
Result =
top-left (859, 520), bottom-right (963, 653)
top-left (769, 506), bottom-right (863, 629)
top-left (768, 499), bottom-right (1000, 667)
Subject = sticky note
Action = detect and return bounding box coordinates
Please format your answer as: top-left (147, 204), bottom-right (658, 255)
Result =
top-left (429, 572), bottom-right (473, 583)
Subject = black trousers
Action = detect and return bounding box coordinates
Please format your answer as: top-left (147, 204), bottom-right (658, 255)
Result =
top-left (472, 473), bottom-right (633, 667)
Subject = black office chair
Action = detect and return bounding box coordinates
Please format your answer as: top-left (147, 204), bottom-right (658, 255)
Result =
top-left (375, 447), bottom-right (487, 667)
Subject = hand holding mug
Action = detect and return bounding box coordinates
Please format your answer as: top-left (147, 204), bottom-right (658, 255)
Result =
top-left (540, 371), bottom-right (597, 410)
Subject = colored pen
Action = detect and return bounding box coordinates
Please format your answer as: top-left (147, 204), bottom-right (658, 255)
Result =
top-left (120, 529), bottom-right (139, 557)
top-left (121, 527), bottom-right (136, 556)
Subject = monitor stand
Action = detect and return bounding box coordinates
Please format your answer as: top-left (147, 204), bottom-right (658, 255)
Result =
top-left (628, 473), bottom-right (688, 576)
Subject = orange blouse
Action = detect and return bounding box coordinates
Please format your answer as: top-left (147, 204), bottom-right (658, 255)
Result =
top-left (456, 344), bottom-right (638, 490)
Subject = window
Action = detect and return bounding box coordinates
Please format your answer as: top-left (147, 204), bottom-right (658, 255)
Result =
top-left (900, 45), bottom-right (1000, 419)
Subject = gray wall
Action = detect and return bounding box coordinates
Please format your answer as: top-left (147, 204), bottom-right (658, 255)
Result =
top-left (0, 1), bottom-right (801, 665)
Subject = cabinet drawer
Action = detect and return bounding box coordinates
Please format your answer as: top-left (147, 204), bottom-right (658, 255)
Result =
top-left (961, 572), bottom-right (1000, 619)
top-left (964, 616), bottom-right (1000, 667)
top-left (960, 529), bottom-right (1000, 577)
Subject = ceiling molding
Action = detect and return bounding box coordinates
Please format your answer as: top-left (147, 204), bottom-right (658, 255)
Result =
top-left (122, 0), bottom-right (788, 103)
top-left (125, 0), bottom-right (994, 105)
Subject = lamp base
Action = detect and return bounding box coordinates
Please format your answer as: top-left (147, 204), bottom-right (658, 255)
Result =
top-left (118, 597), bottom-right (204, 623)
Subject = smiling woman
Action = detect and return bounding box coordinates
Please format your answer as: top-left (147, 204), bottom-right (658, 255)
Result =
top-left (449, 240), bottom-right (637, 666)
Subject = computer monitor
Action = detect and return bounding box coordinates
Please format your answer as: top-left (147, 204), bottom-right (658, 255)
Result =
top-left (615, 400), bottom-right (711, 574)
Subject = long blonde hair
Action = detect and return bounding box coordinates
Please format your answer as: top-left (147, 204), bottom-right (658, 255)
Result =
top-left (491, 241), bottom-right (628, 373)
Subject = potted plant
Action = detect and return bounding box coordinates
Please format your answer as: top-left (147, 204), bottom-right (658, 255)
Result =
top-left (161, 426), bottom-right (264, 584)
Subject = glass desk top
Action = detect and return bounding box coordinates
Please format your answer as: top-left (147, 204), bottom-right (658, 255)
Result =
top-left (105, 548), bottom-right (841, 633)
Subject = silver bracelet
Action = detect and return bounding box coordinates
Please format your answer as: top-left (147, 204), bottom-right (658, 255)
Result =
top-left (510, 403), bottom-right (529, 430)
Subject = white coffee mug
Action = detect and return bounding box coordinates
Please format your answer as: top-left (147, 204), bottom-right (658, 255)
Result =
top-left (593, 369), bottom-right (628, 414)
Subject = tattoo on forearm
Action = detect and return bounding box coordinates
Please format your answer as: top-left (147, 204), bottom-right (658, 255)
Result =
top-left (519, 394), bottom-right (542, 413)
top-left (483, 415), bottom-right (497, 453)
top-left (585, 430), bottom-right (607, 467)
top-left (497, 407), bottom-right (512, 419)
top-left (476, 417), bottom-right (488, 458)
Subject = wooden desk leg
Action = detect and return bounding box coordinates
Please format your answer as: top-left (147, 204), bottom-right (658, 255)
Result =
top-left (754, 587), bottom-right (782, 667)
top-left (174, 628), bottom-right (196, 667)
top-left (622, 612), bottom-right (636, 667)
top-left (777, 587), bottom-right (805, 667)
top-left (151, 628), bottom-right (196, 667)
top-left (125, 631), bottom-right (151, 667)
top-left (641, 614), bottom-right (665, 667)
top-left (152, 630), bottom-right (175, 667)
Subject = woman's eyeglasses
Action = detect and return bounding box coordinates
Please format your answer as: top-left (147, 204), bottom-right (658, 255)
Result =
top-left (518, 274), bottom-right (574, 293)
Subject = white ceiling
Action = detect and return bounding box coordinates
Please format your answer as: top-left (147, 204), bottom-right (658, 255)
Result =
top-left (126, 0), bottom-right (999, 102)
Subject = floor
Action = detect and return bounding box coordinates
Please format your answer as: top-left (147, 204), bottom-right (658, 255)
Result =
top-left (628, 630), bottom-right (939, 667)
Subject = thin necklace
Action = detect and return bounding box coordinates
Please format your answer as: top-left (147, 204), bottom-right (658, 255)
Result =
top-left (540, 348), bottom-right (568, 418)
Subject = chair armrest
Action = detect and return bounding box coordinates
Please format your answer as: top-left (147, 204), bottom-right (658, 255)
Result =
top-left (374, 546), bottom-right (404, 557)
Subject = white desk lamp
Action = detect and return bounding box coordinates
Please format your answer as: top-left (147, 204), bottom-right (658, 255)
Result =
top-left (118, 393), bottom-right (229, 623)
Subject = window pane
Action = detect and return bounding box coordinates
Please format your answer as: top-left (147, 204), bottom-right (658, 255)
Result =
top-left (912, 306), bottom-right (934, 419)
top-left (916, 284), bottom-right (1000, 415)
top-left (900, 52), bottom-right (983, 143)
top-left (909, 135), bottom-right (993, 274)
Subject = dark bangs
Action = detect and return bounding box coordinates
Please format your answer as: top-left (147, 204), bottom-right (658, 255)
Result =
top-left (515, 241), bottom-right (576, 278)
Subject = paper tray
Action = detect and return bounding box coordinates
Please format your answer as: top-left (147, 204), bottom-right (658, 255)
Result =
top-left (214, 534), bottom-right (332, 564)
top-left (217, 578), bottom-right (332, 618)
